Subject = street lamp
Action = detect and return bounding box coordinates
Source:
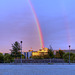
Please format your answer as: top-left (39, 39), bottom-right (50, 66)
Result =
top-left (69, 45), bottom-right (71, 64)
top-left (20, 41), bottom-right (22, 64)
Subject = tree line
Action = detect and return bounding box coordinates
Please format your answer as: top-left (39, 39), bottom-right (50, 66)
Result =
top-left (0, 41), bottom-right (75, 63)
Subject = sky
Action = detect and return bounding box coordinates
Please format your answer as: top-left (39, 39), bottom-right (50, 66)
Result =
top-left (0, 0), bottom-right (75, 53)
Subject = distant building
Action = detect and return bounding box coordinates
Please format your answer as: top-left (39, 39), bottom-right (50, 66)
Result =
top-left (24, 49), bottom-right (33, 59)
top-left (53, 49), bottom-right (75, 55)
top-left (63, 50), bottom-right (75, 54)
top-left (32, 48), bottom-right (48, 56)
top-left (24, 48), bottom-right (49, 59)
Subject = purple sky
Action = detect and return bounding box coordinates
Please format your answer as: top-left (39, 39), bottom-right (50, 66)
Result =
top-left (0, 0), bottom-right (75, 53)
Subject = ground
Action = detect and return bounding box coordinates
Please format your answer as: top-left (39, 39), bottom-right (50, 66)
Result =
top-left (0, 65), bottom-right (75, 75)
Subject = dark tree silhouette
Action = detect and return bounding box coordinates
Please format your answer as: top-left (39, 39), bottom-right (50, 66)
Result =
top-left (55, 50), bottom-right (65, 59)
top-left (48, 49), bottom-right (54, 58)
top-left (10, 41), bottom-right (21, 59)
top-left (0, 53), bottom-right (4, 63)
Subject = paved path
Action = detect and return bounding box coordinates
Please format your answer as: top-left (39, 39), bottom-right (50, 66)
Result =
top-left (0, 65), bottom-right (75, 75)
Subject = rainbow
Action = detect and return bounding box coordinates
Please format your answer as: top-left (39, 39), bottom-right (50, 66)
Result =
top-left (27, 0), bottom-right (44, 48)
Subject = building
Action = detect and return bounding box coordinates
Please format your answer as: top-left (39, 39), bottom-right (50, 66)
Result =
top-left (53, 49), bottom-right (75, 55)
top-left (24, 49), bottom-right (33, 59)
top-left (32, 48), bottom-right (48, 56)
top-left (63, 50), bottom-right (75, 54)
top-left (24, 48), bottom-right (49, 59)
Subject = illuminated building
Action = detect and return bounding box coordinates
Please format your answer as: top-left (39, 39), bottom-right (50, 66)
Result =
top-left (32, 48), bottom-right (48, 56)
top-left (24, 48), bottom-right (49, 59)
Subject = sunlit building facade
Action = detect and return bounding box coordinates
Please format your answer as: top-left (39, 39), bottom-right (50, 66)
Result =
top-left (24, 48), bottom-right (49, 59)
top-left (32, 48), bottom-right (48, 56)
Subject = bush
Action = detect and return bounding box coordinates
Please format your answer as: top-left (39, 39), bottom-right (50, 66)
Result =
top-left (63, 53), bottom-right (75, 63)
top-left (4, 53), bottom-right (14, 63)
top-left (55, 50), bottom-right (65, 59)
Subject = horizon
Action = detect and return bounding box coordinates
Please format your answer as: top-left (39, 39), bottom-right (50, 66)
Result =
top-left (2, 47), bottom-right (75, 54)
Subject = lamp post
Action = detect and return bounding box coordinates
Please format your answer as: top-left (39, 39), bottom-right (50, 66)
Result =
top-left (69, 45), bottom-right (71, 64)
top-left (20, 41), bottom-right (22, 64)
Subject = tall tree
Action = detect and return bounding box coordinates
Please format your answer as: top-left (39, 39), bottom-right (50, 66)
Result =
top-left (48, 49), bottom-right (54, 58)
top-left (49, 45), bottom-right (53, 51)
top-left (59, 50), bottom-right (65, 59)
top-left (10, 41), bottom-right (21, 58)
top-left (0, 53), bottom-right (4, 63)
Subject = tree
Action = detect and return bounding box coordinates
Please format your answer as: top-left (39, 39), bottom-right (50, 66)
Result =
top-left (43, 55), bottom-right (50, 59)
top-left (48, 49), bottom-right (54, 58)
top-left (0, 53), bottom-right (4, 63)
top-left (63, 53), bottom-right (75, 63)
top-left (59, 50), bottom-right (65, 59)
top-left (55, 50), bottom-right (65, 59)
top-left (22, 54), bottom-right (25, 59)
top-left (4, 53), bottom-right (14, 63)
top-left (49, 45), bottom-right (53, 51)
top-left (10, 41), bottom-right (21, 59)
top-left (55, 51), bottom-right (61, 58)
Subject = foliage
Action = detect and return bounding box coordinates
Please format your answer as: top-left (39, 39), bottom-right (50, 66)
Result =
top-left (22, 54), bottom-right (25, 59)
top-left (10, 41), bottom-right (21, 58)
top-left (55, 50), bottom-right (65, 59)
top-left (55, 51), bottom-right (61, 58)
top-left (0, 53), bottom-right (4, 63)
top-left (59, 50), bottom-right (65, 58)
top-left (15, 53), bottom-right (25, 59)
top-left (43, 55), bottom-right (50, 59)
top-left (48, 63), bottom-right (53, 65)
top-left (4, 53), bottom-right (14, 63)
top-left (31, 56), bottom-right (44, 59)
top-left (48, 49), bottom-right (54, 58)
top-left (63, 52), bottom-right (75, 63)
